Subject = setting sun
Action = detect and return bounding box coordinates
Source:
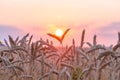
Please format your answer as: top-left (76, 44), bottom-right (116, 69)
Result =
top-left (55, 29), bottom-right (63, 37)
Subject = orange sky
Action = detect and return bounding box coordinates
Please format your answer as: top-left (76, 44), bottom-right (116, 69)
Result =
top-left (0, 0), bottom-right (120, 46)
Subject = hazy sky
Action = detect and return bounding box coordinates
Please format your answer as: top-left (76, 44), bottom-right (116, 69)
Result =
top-left (0, 0), bottom-right (120, 46)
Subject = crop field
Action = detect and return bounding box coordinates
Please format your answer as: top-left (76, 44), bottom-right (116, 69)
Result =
top-left (0, 29), bottom-right (120, 80)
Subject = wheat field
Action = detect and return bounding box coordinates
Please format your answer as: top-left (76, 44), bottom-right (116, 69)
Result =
top-left (0, 30), bottom-right (120, 80)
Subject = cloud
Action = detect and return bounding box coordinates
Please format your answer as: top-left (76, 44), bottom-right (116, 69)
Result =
top-left (0, 25), bottom-right (21, 32)
top-left (95, 22), bottom-right (120, 45)
top-left (0, 25), bottom-right (24, 41)
top-left (97, 22), bottom-right (120, 36)
top-left (99, 22), bottom-right (120, 31)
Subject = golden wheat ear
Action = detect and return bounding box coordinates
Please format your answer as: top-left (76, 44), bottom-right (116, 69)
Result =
top-left (8, 35), bottom-right (16, 47)
top-left (61, 28), bottom-right (71, 42)
top-left (80, 29), bottom-right (85, 48)
top-left (47, 33), bottom-right (61, 43)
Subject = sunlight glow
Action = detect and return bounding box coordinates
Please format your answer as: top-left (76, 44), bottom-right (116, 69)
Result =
top-left (55, 29), bottom-right (63, 37)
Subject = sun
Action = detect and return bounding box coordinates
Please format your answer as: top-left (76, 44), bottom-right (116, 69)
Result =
top-left (55, 29), bottom-right (63, 37)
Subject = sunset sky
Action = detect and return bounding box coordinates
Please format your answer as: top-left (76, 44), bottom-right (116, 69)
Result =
top-left (0, 0), bottom-right (120, 46)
